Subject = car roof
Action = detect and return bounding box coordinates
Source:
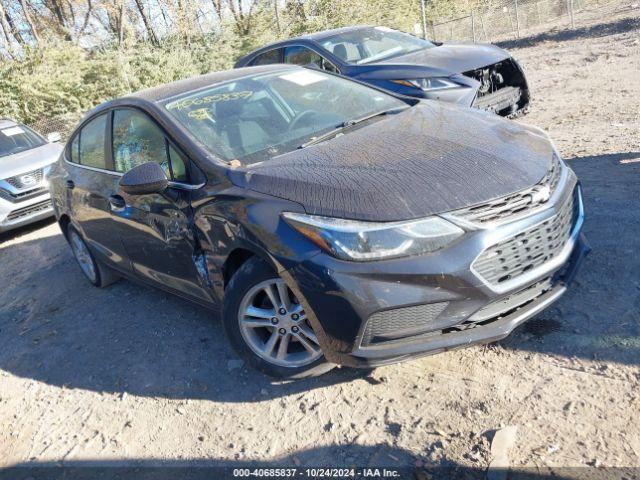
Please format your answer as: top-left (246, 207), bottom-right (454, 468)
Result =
top-left (249, 25), bottom-right (374, 52)
top-left (124, 64), bottom-right (297, 104)
top-left (302, 25), bottom-right (373, 42)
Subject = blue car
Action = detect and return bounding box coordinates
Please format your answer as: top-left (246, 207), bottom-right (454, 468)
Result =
top-left (235, 25), bottom-right (530, 117)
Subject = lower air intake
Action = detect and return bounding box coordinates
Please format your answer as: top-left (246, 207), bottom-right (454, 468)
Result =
top-left (361, 302), bottom-right (449, 346)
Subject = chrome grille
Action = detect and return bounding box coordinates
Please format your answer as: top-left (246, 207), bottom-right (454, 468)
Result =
top-left (472, 187), bottom-right (579, 286)
top-left (5, 199), bottom-right (52, 221)
top-left (4, 168), bottom-right (44, 190)
top-left (452, 154), bottom-right (562, 225)
top-left (0, 186), bottom-right (48, 202)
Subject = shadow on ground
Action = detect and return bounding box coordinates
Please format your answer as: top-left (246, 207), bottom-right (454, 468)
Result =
top-left (0, 445), bottom-right (609, 480)
top-left (0, 153), bottom-right (638, 403)
top-left (0, 217), bottom-right (56, 244)
top-left (499, 152), bottom-right (640, 365)
top-left (495, 15), bottom-right (640, 49)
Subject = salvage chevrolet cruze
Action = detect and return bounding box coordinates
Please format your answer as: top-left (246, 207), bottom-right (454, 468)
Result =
top-left (49, 65), bottom-right (588, 378)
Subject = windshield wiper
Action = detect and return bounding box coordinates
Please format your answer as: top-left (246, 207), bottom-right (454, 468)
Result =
top-left (298, 106), bottom-right (408, 149)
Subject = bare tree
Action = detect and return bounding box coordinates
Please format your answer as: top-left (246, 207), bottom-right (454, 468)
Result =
top-left (1, 0), bottom-right (26, 44)
top-left (0, 0), bottom-right (16, 57)
top-left (226, 0), bottom-right (260, 35)
top-left (273, 0), bottom-right (280, 34)
top-left (210, 0), bottom-right (222, 19)
top-left (42, 0), bottom-right (73, 41)
top-left (20, 0), bottom-right (40, 42)
top-left (133, 0), bottom-right (159, 45)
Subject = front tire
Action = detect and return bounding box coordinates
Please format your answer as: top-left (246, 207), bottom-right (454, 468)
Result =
top-left (67, 225), bottom-right (120, 288)
top-left (222, 256), bottom-right (334, 379)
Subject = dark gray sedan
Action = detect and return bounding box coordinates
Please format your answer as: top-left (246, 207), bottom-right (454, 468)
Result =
top-left (235, 25), bottom-right (530, 117)
top-left (49, 66), bottom-right (586, 378)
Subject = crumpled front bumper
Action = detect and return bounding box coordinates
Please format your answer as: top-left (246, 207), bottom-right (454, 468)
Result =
top-left (348, 233), bottom-right (590, 366)
top-left (285, 169), bottom-right (588, 368)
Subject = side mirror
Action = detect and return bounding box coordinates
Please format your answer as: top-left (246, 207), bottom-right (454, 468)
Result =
top-left (119, 162), bottom-right (168, 195)
top-left (47, 132), bottom-right (62, 143)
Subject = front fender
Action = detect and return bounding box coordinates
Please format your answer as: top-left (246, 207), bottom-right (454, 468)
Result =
top-left (192, 186), bottom-right (321, 302)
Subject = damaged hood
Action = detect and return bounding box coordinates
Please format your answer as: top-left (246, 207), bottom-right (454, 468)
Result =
top-left (229, 102), bottom-right (554, 222)
top-left (376, 43), bottom-right (510, 73)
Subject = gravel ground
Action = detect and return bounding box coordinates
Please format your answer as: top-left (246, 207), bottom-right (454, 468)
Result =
top-left (1, 3), bottom-right (639, 476)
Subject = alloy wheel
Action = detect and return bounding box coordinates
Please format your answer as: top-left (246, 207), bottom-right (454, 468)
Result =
top-left (69, 230), bottom-right (97, 283)
top-left (238, 279), bottom-right (322, 368)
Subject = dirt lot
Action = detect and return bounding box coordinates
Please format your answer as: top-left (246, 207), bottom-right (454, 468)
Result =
top-left (1, 2), bottom-right (639, 476)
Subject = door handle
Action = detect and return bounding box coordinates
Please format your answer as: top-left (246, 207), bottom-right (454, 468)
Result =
top-left (66, 180), bottom-right (75, 190)
top-left (109, 194), bottom-right (126, 212)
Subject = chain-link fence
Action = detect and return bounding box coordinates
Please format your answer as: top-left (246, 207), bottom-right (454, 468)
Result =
top-left (27, 113), bottom-right (81, 143)
top-left (429, 0), bottom-right (615, 42)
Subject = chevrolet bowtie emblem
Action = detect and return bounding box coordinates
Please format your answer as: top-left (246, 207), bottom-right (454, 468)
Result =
top-left (530, 185), bottom-right (551, 204)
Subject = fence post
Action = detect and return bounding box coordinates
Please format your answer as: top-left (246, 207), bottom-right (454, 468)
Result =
top-left (420, 0), bottom-right (428, 39)
top-left (471, 10), bottom-right (476, 42)
top-left (514, 0), bottom-right (521, 37)
top-left (568, 0), bottom-right (575, 28)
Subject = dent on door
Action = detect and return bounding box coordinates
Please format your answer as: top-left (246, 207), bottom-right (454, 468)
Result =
top-left (113, 190), bottom-right (215, 304)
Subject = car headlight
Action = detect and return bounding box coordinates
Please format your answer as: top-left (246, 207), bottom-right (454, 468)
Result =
top-left (282, 213), bottom-right (464, 261)
top-left (390, 77), bottom-right (461, 92)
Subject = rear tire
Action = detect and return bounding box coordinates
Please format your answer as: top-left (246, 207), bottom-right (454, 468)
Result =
top-left (222, 256), bottom-right (334, 379)
top-left (67, 225), bottom-right (120, 288)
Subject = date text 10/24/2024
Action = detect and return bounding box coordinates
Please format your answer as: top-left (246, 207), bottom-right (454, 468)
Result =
top-left (232, 468), bottom-right (402, 478)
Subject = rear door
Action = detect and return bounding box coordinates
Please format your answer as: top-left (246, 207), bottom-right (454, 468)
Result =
top-left (65, 113), bottom-right (131, 272)
top-left (109, 108), bottom-right (213, 304)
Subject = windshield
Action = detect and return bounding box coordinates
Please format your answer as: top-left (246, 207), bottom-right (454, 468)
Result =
top-left (162, 69), bottom-right (406, 165)
top-left (0, 123), bottom-right (46, 158)
top-left (320, 27), bottom-right (435, 65)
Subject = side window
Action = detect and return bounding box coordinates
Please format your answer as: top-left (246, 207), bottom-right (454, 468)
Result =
top-left (283, 46), bottom-right (338, 73)
top-left (168, 145), bottom-right (188, 182)
top-left (251, 48), bottom-right (282, 66)
top-left (69, 133), bottom-right (80, 163)
top-left (78, 114), bottom-right (108, 169)
top-left (112, 109), bottom-right (188, 182)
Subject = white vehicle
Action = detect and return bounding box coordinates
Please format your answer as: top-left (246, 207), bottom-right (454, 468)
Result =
top-left (0, 119), bottom-right (63, 233)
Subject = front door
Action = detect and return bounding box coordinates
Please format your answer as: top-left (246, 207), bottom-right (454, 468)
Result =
top-left (109, 108), bottom-right (213, 304)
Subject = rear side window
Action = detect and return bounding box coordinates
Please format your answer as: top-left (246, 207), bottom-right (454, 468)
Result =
top-left (69, 134), bottom-right (80, 163)
top-left (283, 46), bottom-right (338, 73)
top-left (251, 49), bottom-right (282, 66)
top-left (112, 109), bottom-right (188, 182)
top-left (78, 114), bottom-right (108, 169)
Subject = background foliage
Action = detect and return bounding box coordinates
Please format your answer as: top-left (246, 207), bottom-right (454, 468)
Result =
top-left (0, 0), bottom-right (602, 127)
top-left (0, 0), bottom-right (444, 126)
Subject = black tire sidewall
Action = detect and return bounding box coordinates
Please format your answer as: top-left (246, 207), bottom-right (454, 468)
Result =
top-left (222, 256), bottom-right (333, 379)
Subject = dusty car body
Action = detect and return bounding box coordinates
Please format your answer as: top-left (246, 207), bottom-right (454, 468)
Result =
top-left (235, 26), bottom-right (530, 117)
top-left (48, 65), bottom-right (586, 378)
top-left (0, 119), bottom-right (63, 233)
